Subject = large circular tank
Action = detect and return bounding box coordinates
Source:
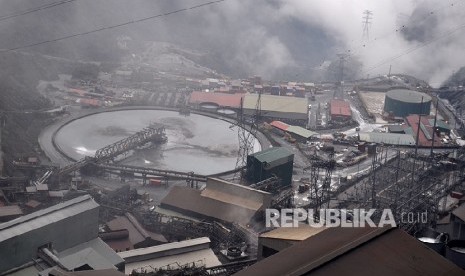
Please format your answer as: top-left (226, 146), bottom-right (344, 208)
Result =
top-left (52, 109), bottom-right (261, 175)
top-left (383, 89), bottom-right (432, 117)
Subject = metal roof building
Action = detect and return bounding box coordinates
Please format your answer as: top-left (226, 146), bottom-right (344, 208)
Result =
top-left (384, 89), bottom-right (432, 117)
top-left (118, 237), bottom-right (221, 274)
top-left (188, 91), bottom-right (244, 108)
top-left (0, 195), bottom-right (101, 272)
top-left (160, 178), bottom-right (271, 225)
top-left (246, 147), bottom-right (294, 186)
top-left (329, 99), bottom-right (352, 121)
top-left (104, 212), bottom-right (167, 251)
top-left (243, 94), bottom-right (308, 126)
top-left (235, 227), bottom-right (464, 276)
top-left (358, 132), bottom-right (416, 146)
top-left (270, 121), bottom-right (318, 141)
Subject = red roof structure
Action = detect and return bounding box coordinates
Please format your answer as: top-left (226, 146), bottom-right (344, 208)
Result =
top-left (330, 99), bottom-right (352, 118)
top-left (270, 121), bottom-right (290, 131)
top-left (405, 114), bottom-right (442, 147)
top-left (189, 91), bottom-right (244, 108)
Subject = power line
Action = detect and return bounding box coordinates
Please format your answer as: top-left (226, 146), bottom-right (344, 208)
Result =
top-left (0, 0), bottom-right (227, 53)
top-left (0, 0), bottom-right (77, 22)
top-left (348, 1), bottom-right (464, 57)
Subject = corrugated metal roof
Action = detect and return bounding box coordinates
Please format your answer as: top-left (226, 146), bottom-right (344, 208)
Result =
top-left (189, 91), bottom-right (243, 108)
top-left (118, 237), bottom-right (211, 259)
top-left (160, 186), bottom-right (259, 225)
top-left (243, 94), bottom-right (307, 114)
top-left (235, 227), bottom-right (464, 276)
top-left (270, 121), bottom-right (290, 131)
top-left (358, 132), bottom-right (416, 145)
top-left (46, 268), bottom-right (126, 276)
top-left (286, 126), bottom-right (318, 139)
top-left (405, 115), bottom-right (442, 147)
top-left (330, 99), bottom-right (351, 117)
top-left (106, 213), bottom-right (167, 246)
top-left (122, 248), bottom-right (221, 273)
top-left (404, 127), bottom-right (414, 135)
top-left (57, 238), bottom-right (124, 271)
top-left (0, 195), bottom-right (98, 242)
top-left (429, 119), bottom-right (451, 130)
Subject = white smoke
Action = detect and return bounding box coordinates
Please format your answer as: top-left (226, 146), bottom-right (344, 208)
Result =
top-left (1, 0), bottom-right (464, 85)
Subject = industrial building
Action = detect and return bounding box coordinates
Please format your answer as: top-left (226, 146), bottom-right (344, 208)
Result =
top-left (269, 121), bottom-right (318, 142)
top-left (245, 147), bottom-right (294, 186)
top-left (118, 237), bottom-right (221, 274)
top-left (102, 212), bottom-right (167, 252)
top-left (358, 132), bottom-right (416, 146)
top-left (258, 226), bottom-right (326, 260)
top-left (160, 178), bottom-right (271, 225)
top-left (235, 227), bottom-right (464, 276)
top-left (188, 92), bottom-right (308, 126)
top-left (188, 91), bottom-right (243, 109)
top-left (0, 195), bottom-right (124, 274)
top-left (242, 94), bottom-right (308, 126)
top-left (329, 99), bottom-right (352, 122)
top-left (383, 89), bottom-right (432, 117)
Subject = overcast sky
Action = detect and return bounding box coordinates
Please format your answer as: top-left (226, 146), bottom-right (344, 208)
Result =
top-left (0, 0), bottom-right (463, 85)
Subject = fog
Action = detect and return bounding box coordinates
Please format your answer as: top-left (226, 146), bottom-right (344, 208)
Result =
top-left (0, 0), bottom-right (463, 84)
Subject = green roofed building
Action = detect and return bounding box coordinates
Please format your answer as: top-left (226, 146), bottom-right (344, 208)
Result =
top-left (246, 147), bottom-right (294, 186)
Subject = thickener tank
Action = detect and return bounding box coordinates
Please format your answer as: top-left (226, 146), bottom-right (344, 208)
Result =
top-left (383, 89), bottom-right (432, 117)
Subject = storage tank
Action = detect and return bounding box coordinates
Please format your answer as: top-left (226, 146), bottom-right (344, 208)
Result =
top-left (446, 240), bottom-right (465, 269)
top-left (416, 229), bottom-right (448, 255)
top-left (383, 89), bottom-right (432, 117)
top-left (367, 143), bottom-right (377, 155)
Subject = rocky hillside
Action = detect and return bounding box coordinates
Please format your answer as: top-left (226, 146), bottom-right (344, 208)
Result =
top-left (439, 68), bottom-right (465, 109)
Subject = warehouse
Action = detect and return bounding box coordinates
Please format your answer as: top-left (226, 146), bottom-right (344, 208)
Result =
top-left (245, 147), bottom-right (294, 186)
top-left (242, 94), bottom-right (308, 126)
top-left (383, 89), bottom-right (432, 117)
top-left (329, 99), bottom-right (352, 122)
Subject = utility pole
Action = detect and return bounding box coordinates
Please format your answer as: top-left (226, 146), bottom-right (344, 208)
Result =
top-left (362, 10), bottom-right (373, 40)
top-left (430, 99), bottom-right (439, 159)
top-left (388, 65), bottom-right (392, 85)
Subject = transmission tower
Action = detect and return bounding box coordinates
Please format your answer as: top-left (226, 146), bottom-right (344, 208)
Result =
top-left (234, 92), bottom-right (261, 180)
top-left (362, 10), bottom-right (373, 40)
top-left (333, 53), bottom-right (349, 99)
